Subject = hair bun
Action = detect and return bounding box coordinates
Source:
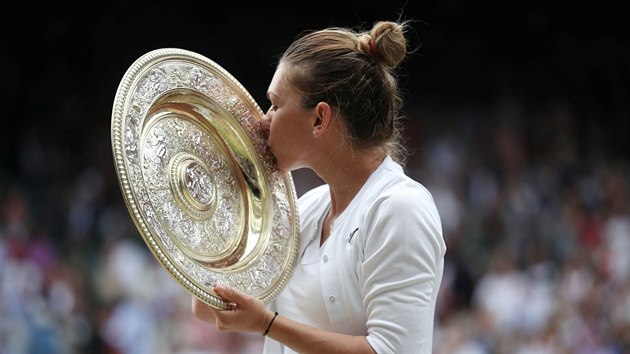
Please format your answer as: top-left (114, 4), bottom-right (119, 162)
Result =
top-left (358, 21), bottom-right (408, 68)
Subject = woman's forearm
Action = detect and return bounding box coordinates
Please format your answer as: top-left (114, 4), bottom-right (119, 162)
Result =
top-left (266, 314), bottom-right (375, 354)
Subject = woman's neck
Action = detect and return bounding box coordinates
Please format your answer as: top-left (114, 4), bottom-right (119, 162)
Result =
top-left (320, 149), bottom-right (385, 219)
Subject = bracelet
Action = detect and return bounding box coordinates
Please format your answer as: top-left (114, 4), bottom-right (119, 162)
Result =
top-left (262, 311), bottom-right (278, 336)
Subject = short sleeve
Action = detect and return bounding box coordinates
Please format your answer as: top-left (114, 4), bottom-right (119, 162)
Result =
top-left (359, 182), bottom-right (446, 353)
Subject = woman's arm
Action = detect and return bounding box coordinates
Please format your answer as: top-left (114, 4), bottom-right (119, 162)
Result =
top-left (192, 285), bottom-right (375, 354)
top-left (264, 312), bottom-right (376, 354)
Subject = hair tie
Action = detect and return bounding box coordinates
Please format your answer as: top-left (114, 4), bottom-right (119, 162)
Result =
top-left (369, 39), bottom-right (376, 58)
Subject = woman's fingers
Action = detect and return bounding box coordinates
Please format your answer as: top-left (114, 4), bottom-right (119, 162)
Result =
top-left (212, 285), bottom-right (272, 333)
top-left (214, 285), bottom-right (250, 311)
top-left (213, 284), bottom-right (242, 305)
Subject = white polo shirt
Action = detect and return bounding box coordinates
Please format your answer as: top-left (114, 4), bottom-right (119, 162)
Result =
top-left (264, 156), bottom-right (446, 354)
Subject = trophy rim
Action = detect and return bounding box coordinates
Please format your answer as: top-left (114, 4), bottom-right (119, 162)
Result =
top-left (111, 48), bottom-right (299, 309)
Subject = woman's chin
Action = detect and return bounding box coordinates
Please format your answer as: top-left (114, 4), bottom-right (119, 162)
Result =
top-left (275, 161), bottom-right (289, 172)
top-left (274, 158), bottom-right (294, 173)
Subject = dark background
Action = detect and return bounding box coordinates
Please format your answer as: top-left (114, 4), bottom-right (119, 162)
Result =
top-left (2, 1), bottom-right (628, 179)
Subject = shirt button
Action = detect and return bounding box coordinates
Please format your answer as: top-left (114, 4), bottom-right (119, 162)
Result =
top-left (329, 296), bottom-right (336, 303)
top-left (323, 255), bottom-right (328, 263)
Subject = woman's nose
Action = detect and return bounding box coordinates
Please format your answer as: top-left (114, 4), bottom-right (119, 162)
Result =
top-left (260, 115), bottom-right (271, 133)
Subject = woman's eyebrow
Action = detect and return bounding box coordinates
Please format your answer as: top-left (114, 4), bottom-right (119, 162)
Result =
top-left (267, 91), bottom-right (279, 101)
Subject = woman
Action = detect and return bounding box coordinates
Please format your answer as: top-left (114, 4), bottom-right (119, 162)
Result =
top-left (192, 20), bottom-right (446, 354)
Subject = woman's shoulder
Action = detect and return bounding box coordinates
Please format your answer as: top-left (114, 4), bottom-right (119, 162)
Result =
top-left (385, 177), bottom-right (436, 205)
top-left (365, 176), bottom-right (441, 226)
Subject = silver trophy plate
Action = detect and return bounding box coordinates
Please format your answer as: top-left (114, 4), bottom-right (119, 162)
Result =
top-left (111, 48), bottom-right (299, 309)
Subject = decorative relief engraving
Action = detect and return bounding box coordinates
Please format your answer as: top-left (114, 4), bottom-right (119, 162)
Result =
top-left (141, 117), bottom-right (242, 262)
top-left (185, 161), bottom-right (214, 205)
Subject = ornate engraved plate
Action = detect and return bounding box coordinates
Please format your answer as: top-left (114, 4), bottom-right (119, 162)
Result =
top-left (111, 48), bottom-right (300, 309)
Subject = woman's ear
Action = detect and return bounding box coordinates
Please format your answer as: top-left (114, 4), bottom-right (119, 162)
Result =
top-left (312, 101), bottom-right (332, 137)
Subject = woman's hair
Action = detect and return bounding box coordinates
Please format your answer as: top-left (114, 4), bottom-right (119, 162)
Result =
top-left (278, 20), bottom-right (411, 165)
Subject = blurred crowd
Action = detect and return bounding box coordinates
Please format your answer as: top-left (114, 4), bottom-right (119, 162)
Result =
top-left (410, 96), bottom-right (630, 354)
top-left (1, 75), bottom-right (629, 354)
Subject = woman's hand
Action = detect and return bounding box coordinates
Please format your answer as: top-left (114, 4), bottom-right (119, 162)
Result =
top-left (193, 285), bottom-right (375, 353)
top-left (191, 295), bottom-right (217, 323)
top-left (191, 285), bottom-right (275, 335)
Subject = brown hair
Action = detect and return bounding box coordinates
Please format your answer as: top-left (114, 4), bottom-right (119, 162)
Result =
top-left (278, 20), bottom-right (411, 165)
